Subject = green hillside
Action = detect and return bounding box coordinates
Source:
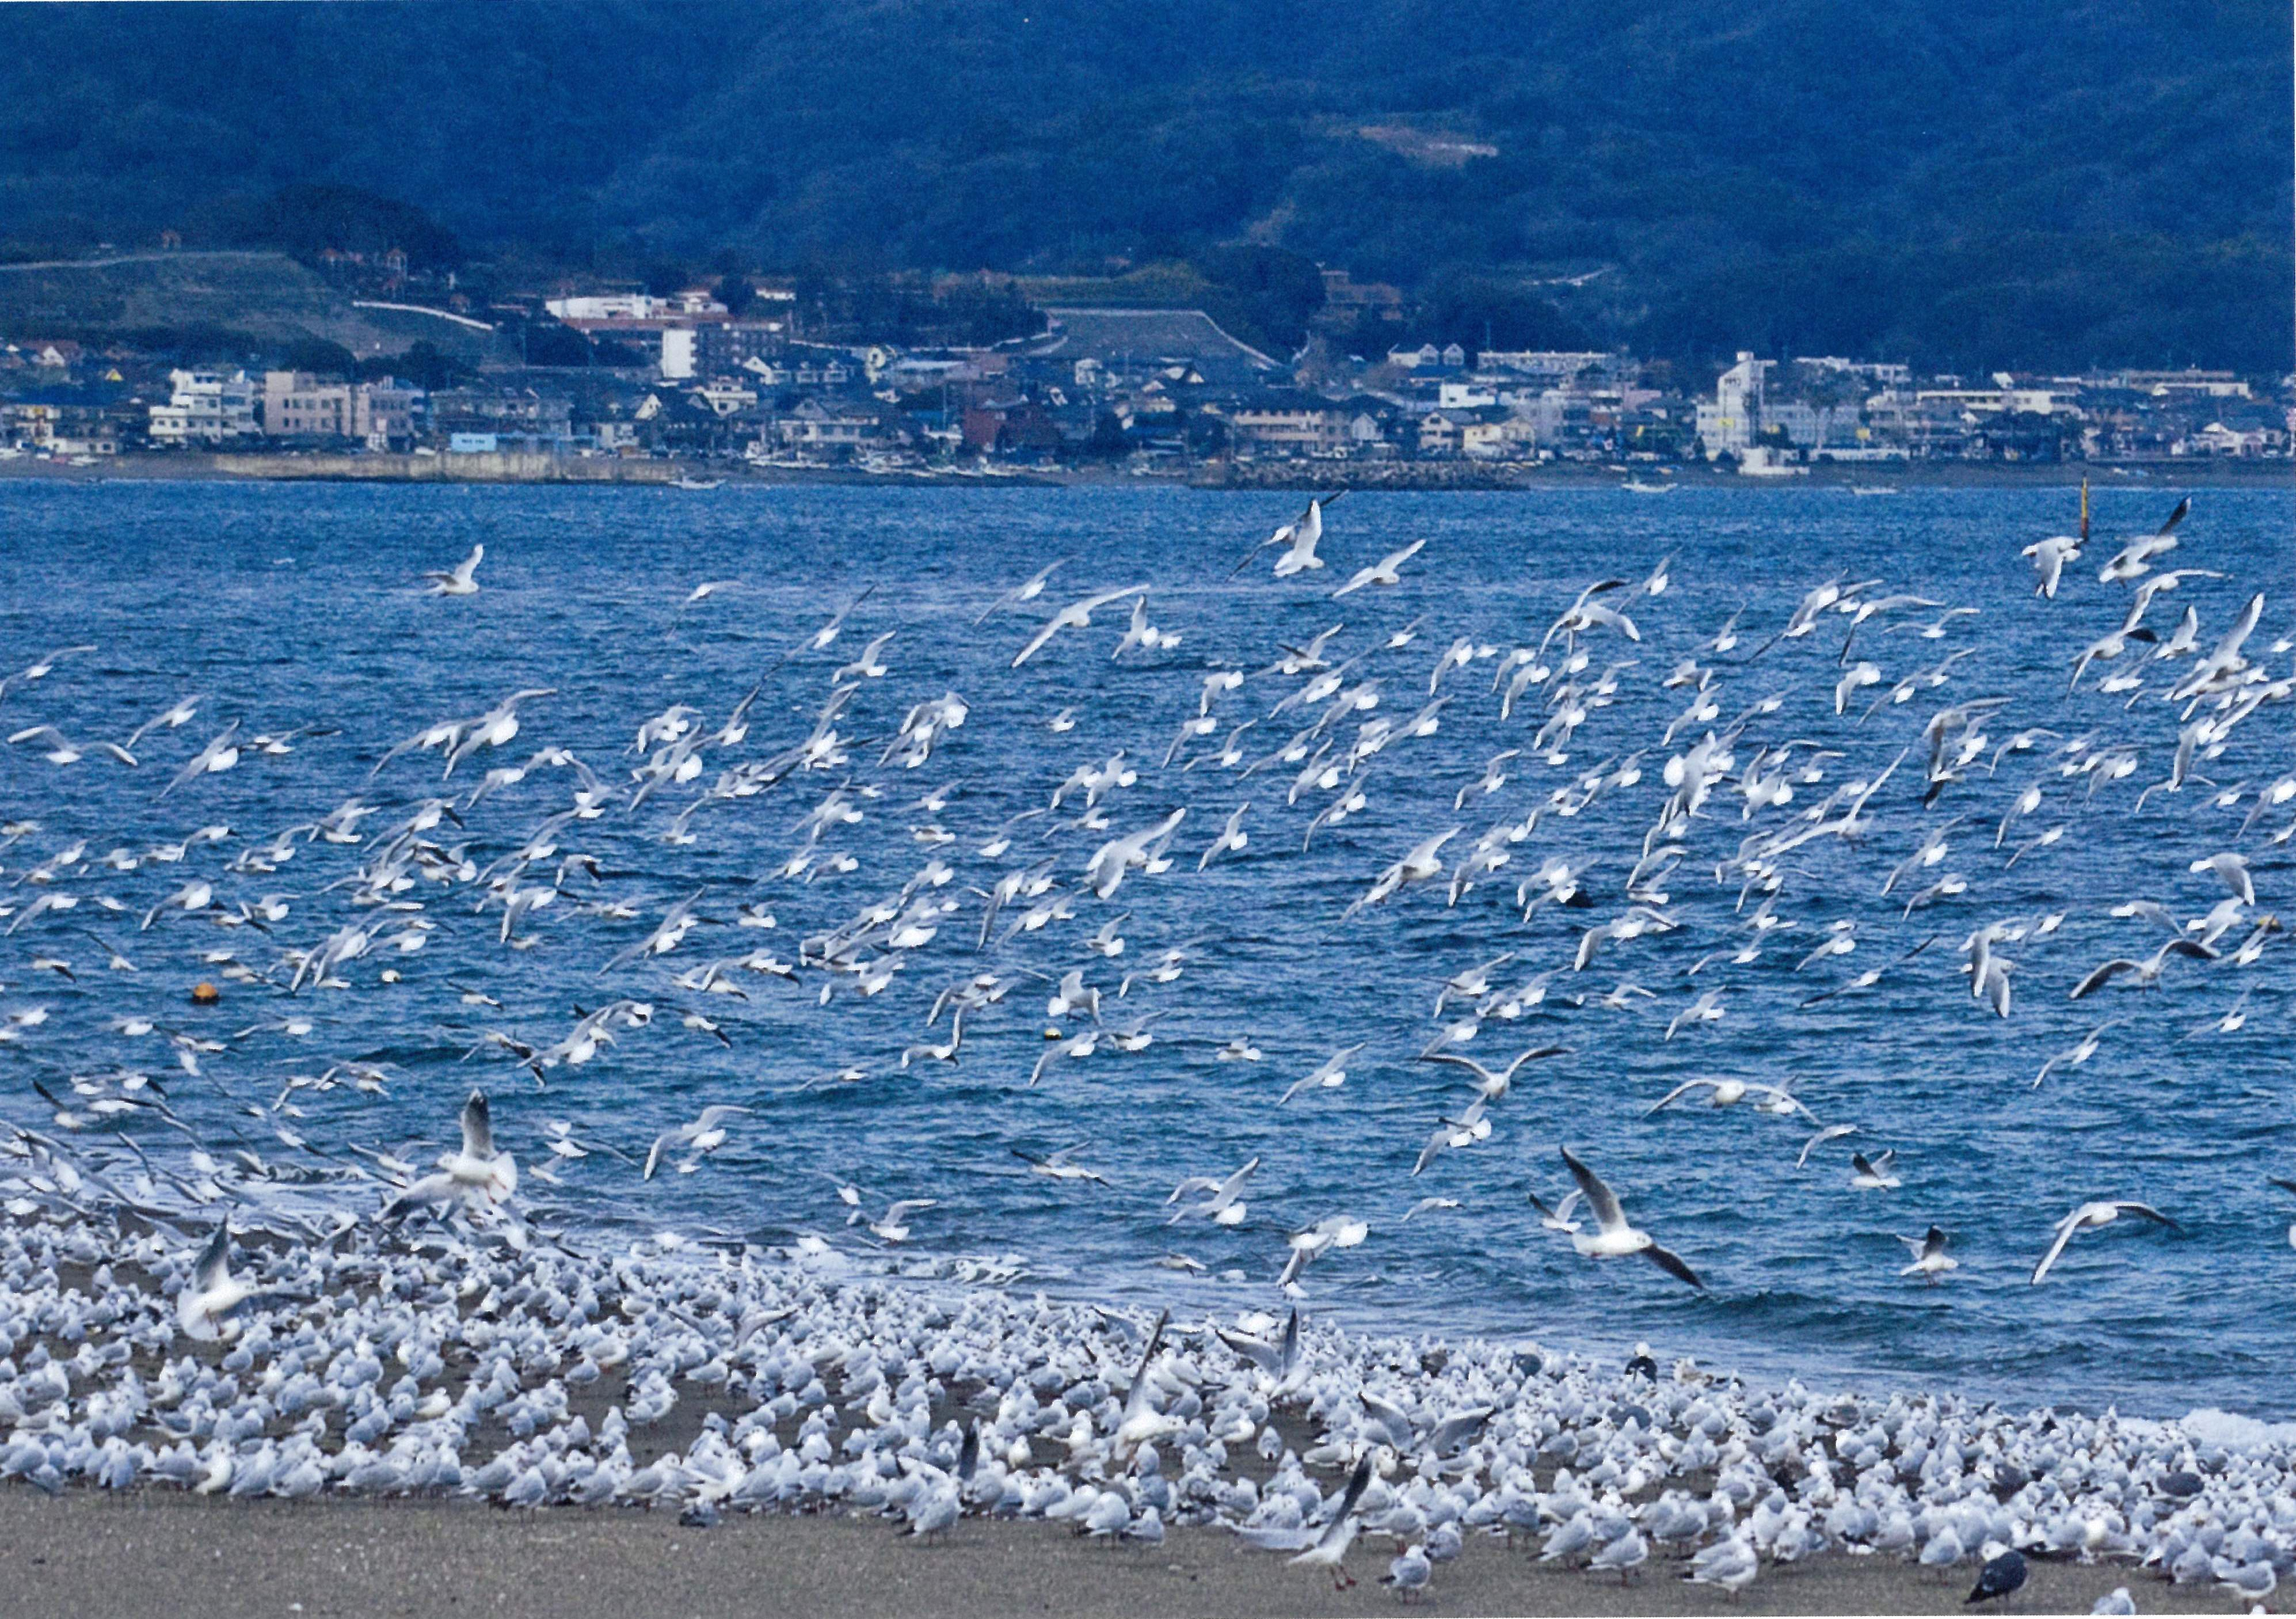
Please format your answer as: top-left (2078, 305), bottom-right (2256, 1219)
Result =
top-left (0, 1), bottom-right (2286, 370)
top-left (0, 250), bottom-right (508, 362)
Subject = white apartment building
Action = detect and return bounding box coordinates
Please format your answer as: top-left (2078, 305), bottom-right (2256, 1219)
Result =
top-left (148, 370), bottom-right (260, 445)
top-left (1695, 351), bottom-right (1769, 456)
top-left (544, 294), bottom-right (668, 322)
top-left (1795, 355), bottom-right (1912, 386)
top-left (1475, 349), bottom-right (1609, 385)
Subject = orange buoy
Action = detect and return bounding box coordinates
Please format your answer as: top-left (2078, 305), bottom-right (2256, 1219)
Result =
top-left (190, 982), bottom-right (220, 1005)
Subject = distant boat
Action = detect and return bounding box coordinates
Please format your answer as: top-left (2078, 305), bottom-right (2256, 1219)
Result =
top-left (1849, 484), bottom-right (1900, 496)
top-left (674, 476), bottom-right (724, 491)
top-left (1622, 478), bottom-right (1675, 493)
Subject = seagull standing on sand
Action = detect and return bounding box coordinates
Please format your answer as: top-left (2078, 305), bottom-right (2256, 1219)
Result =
top-left (1381, 1542), bottom-right (1432, 1602)
top-left (1288, 1457), bottom-right (1374, 1588)
top-left (1966, 1544), bottom-right (2028, 1605)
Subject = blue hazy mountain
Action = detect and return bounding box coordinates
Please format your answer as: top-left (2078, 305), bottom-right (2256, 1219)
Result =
top-left (1, 1), bottom-right (2286, 369)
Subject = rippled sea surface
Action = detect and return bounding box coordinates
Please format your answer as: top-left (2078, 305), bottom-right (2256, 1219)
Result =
top-left (2, 476), bottom-right (2290, 1416)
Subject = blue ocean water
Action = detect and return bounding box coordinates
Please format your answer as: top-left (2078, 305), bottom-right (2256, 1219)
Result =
top-left (0, 476), bottom-right (2289, 1417)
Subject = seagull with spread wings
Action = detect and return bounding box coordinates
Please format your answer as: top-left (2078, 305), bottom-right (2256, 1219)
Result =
top-left (1558, 1146), bottom-right (1704, 1289)
top-left (2031, 1199), bottom-right (2179, 1284)
top-left (1011, 583), bottom-right (1150, 667)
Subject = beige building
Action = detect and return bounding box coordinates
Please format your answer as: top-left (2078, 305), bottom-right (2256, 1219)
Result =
top-left (262, 372), bottom-right (421, 448)
top-left (1224, 397), bottom-right (1353, 456)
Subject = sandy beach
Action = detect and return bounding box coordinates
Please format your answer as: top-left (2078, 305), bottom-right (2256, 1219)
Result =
top-left (0, 1491), bottom-right (2234, 1618)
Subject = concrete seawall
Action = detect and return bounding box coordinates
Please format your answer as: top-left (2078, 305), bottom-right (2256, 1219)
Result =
top-left (212, 453), bottom-right (680, 484)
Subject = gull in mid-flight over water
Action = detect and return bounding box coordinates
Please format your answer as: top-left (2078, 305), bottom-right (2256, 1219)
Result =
top-left (422, 543), bottom-right (484, 597)
top-left (2031, 1200), bottom-right (2179, 1284)
top-left (1558, 1146), bottom-right (1704, 1289)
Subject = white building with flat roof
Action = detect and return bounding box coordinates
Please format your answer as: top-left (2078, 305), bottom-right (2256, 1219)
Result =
top-left (149, 369), bottom-right (258, 445)
top-left (1795, 355), bottom-right (1911, 386)
top-left (1695, 352), bottom-right (1769, 456)
top-left (545, 294), bottom-right (667, 322)
top-left (1475, 349), bottom-right (1609, 385)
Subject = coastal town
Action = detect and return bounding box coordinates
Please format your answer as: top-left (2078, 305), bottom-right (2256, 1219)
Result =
top-left (3, 260), bottom-right (2289, 481)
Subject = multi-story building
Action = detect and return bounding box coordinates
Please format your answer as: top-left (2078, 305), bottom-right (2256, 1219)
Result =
top-left (1913, 384), bottom-right (2076, 417)
top-left (543, 292), bottom-right (714, 323)
top-left (427, 387), bottom-right (574, 441)
top-left (148, 369), bottom-right (260, 445)
top-left (691, 381), bottom-right (760, 417)
top-left (2098, 368), bottom-right (2252, 400)
top-left (4, 399), bottom-right (119, 454)
top-left (1795, 355), bottom-right (1912, 387)
top-left (4, 402), bottom-right (59, 447)
top-left (1475, 351), bottom-right (1611, 387)
top-left (261, 372), bottom-right (423, 448)
top-left (1221, 391), bottom-right (1356, 457)
top-left (1695, 352), bottom-right (1769, 457)
top-left (776, 398), bottom-right (890, 456)
top-left (661, 320), bottom-right (790, 381)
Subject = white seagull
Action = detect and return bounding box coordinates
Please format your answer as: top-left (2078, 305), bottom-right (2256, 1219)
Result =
top-left (1331, 538), bottom-right (1427, 599)
top-left (177, 1221), bottom-right (255, 1341)
top-left (1559, 1147), bottom-right (1704, 1288)
top-left (422, 543), bottom-right (485, 596)
top-left (1233, 493), bottom-right (1343, 579)
top-left (2031, 1200), bottom-right (2179, 1283)
top-left (642, 1104), bottom-right (752, 1179)
top-left (1898, 1226), bottom-right (1958, 1283)
top-left (1011, 584), bottom-right (1149, 667)
top-left (381, 1090), bottom-right (520, 1219)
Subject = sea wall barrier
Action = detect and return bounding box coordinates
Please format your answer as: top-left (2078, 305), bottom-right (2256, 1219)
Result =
top-left (212, 453), bottom-right (680, 484)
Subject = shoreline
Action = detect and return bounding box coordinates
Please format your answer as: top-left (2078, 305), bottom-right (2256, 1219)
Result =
top-left (1, 1213), bottom-right (2288, 1618)
top-left (0, 1492), bottom-right (2222, 1618)
top-left (1, 451), bottom-right (2289, 492)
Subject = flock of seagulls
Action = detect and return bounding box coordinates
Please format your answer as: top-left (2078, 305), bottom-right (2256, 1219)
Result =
top-left (0, 483), bottom-right (2290, 1607)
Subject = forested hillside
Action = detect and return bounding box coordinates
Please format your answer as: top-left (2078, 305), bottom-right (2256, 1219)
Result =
top-left (1, 1), bottom-right (2286, 369)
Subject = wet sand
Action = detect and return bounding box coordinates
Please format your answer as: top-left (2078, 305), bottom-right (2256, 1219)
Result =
top-left (0, 1490), bottom-right (2232, 1618)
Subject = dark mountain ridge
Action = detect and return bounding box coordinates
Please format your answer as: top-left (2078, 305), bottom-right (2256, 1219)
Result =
top-left (1, 1), bottom-right (2286, 370)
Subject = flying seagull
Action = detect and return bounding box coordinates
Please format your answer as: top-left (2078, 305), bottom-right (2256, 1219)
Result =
top-left (422, 543), bottom-right (485, 597)
top-left (1559, 1146), bottom-right (1704, 1289)
top-left (2031, 1200), bottom-right (2179, 1284)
